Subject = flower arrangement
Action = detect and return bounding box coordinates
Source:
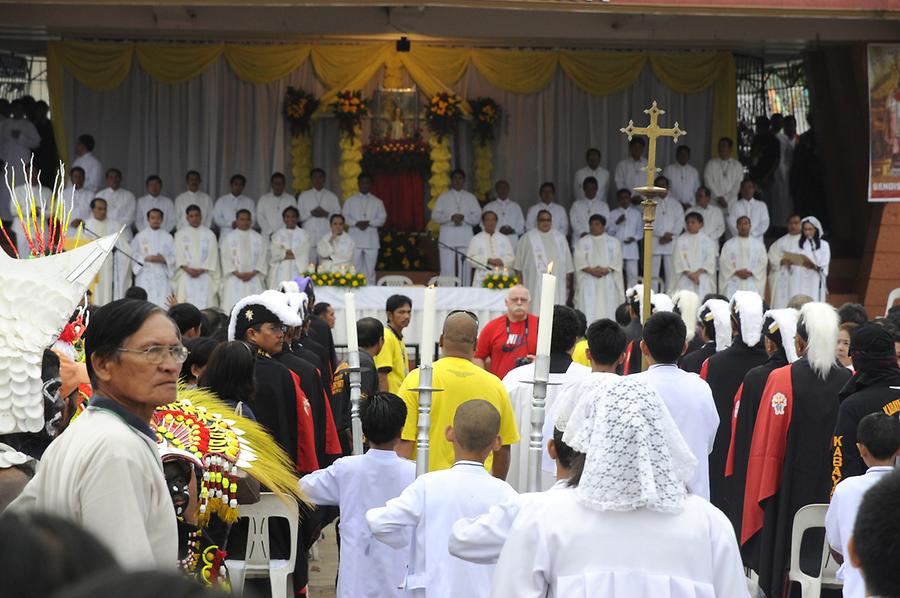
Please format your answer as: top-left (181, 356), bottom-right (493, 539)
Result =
top-left (304, 270), bottom-right (367, 288)
top-left (331, 90), bottom-right (369, 137)
top-left (361, 134), bottom-right (432, 177)
top-left (482, 272), bottom-right (520, 290)
top-left (425, 92), bottom-right (463, 140)
top-left (469, 97), bottom-right (502, 146)
top-left (282, 87), bottom-right (319, 136)
top-left (376, 230), bottom-right (426, 271)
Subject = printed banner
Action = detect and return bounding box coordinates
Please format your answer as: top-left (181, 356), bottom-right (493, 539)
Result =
top-left (868, 43), bottom-right (900, 202)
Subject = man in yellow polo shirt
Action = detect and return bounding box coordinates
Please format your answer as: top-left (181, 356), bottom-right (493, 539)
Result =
top-left (397, 311), bottom-right (519, 478)
top-left (376, 294), bottom-right (411, 393)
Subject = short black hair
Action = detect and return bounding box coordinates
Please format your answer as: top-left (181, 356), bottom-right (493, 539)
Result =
top-left (537, 209), bottom-right (552, 221)
top-left (614, 302), bottom-right (631, 327)
top-left (357, 317), bottom-right (385, 349)
top-left (586, 318), bottom-right (627, 365)
top-left (185, 170), bottom-right (201, 180)
top-left (357, 172), bottom-right (373, 183)
top-left (145, 175), bottom-right (161, 186)
top-left (360, 392), bottom-right (407, 445)
top-left (588, 214), bottom-right (606, 226)
top-left (585, 147), bottom-right (601, 160)
top-left (851, 470), bottom-right (900, 597)
top-left (539, 181), bottom-right (555, 194)
top-left (676, 144), bottom-right (691, 155)
top-left (654, 175), bottom-right (669, 187)
top-left (642, 311), bottom-right (686, 364)
top-left (451, 168), bottom-right (466, 179)
top-left (70, 166), bottom-right (85, 177)
top-left (838, 302), bottom-right (869, 326)
top-left (573, 309), bottom-right (587, 338)
top-left (582, 176), bottom-right (598, 188)
top-left (616, 188), bottom-right (632, 199)
top-left (185, 204), bottom-right (201, 215)
top-left (230, 174), bottom-right (246, 185)
top-left (146, 208), bottom-right (163, 219)
top-left (282, 205), bottom-right (300, 218)
top-left (124, 286), bottom-right (148, 301)
top-left (77, 134), bottom-right (95, 151)
top-left (718, 137), bottom-right (734, 148)
top-left (168, 303), bottom-right (203, 335)
top-left (105, 167), bottom-right (122, 178)
top-left (330, 213), bottom-right (344, 224)
top-left (550, 305), bottom-right (580, 355)
top-left (312, 302), bottom-right (331, 317)
top-left (629, 137), bottom-right (646, 147)
top-left (235, 209), bottom-right (252, 219)
top-left (310, 167), bottom-right (326, 177)
top-left (270, 172), bottom-right (285, 182)
top-left (482, 210), bottom-right (497, 222)
top-left (84, 299), bottom-right (165, 383)
top-left (685, 211), bottom-right (704, 225)
top-left (857, 413), bottom-right (900, 460)
top-left (552, 427), bottom-right (583, 472)
top-left (180, 336), bottom-right (218, 383)
top-left (89, 197), bottom-right (107, 210)
top-left (386, 294), bottom-right (412, 313)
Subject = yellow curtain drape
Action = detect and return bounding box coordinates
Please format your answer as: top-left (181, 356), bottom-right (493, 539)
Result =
top-left (559, 51), bottom-right (648, 95)
top-left (224, 44), bottom-right (311, 84)
top-left (471, 49), bottom-right (559, 94)
top-left (135, 43), bottom-right (223, 84)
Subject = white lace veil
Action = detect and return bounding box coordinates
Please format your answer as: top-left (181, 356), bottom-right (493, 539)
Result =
top-left (562, 376), bottom-right (697, 513)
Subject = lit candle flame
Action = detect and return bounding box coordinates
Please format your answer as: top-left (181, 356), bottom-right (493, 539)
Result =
top-left (547, 261), bottom-right (554, 275)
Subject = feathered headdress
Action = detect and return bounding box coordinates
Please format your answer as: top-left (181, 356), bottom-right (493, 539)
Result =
top-left (699, 298), bottom-right (732, 352)
top-left (672, 290), bottom-right (700, 342)
top-left (730, 291), bottom-right (764, 347)
top-left (797, 302), bottom-right (839, 379)
top-left (763, 308), bottom-right (799, 363)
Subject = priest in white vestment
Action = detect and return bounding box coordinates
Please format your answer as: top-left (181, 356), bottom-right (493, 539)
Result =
top-left (573, 148), bottom-right (610, 204)
top-left (569, 177), bottom-right (610, 244)
top-left (96, 168), bottom-right (136, 228)
top-left (84, 198), bottom-right (132, 305)
top-left (490, 376), bottom-right (748, 598)
top-left (688, 187), bottom-right (726, 242)
top-left (481, 180), bottom-right (525, 250)
top-left (317, 214), bottom-right (356, 273)
top-left (719, 216), bottom-right (768, 298)
top-left (614, 138), bottom-right (649, 200)
top-left (71, 135), bottom-right (103, 193)
top-left (130, 208), bottom-right (176, 307)
top-left (607, 189), bottom-right (642, 288)
top-left (792, 216), bottom-right (830, 302)
top-left (218, 209), bottom-right (267, 313)
top-left (342, 173), bottom-right (386, 282)
top-left (703, 137), bottom-right (744, 210)
top-left (727, 180), bottom-right (770, 239)
top-left (663, 145), bottom-right (702, 209)
top-left (135, 176), bottom-right (175, 233)
top-left (574, 215), bottom-right (623, 324)
top-left (173, 170), bottom-right (213, 230)
top-left (257, 172), bottom-right (296, 241)
top-left (213, 174), bottom-right (256, 236)
top-left (466, 210), bottom-right (514, 287)
top-left (525, 182), bottom-right (569, 236)
top-left (671, 212), bottom-right (719, 298)
top-left (173, 205), bottom-right (219, 309)
top-left (268, 206), bottom-right (311, 288)
top-left (432, 169), bottom-right (482, 281)
top-left (649, 177), bottom-right (685, 293)
top-left (297, 168), bottom-right (342, 263)
top-left (9, 173), bottom-right (52, 258)
top-left (65, 167), bottom-right (95, 225)
top-left (767, 214), bottom-right (803, 309)
top-left (514, 210), bottom-right (574, 314)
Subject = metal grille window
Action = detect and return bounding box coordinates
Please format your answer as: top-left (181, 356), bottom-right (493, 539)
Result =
top-left (0, 53), bottom-right (49, 104)
top-left (736, 54), bottom-right (765, 167)
top-left (764, 61), bottom-right (809, 133)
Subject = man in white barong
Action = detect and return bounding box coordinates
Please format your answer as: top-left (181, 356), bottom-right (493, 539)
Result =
top-left (607, 188), bottom-right (642, 288)
top-left (514, 209), bottom-right (574, 314)
top-left (342, 172), bottom-right (386, 283)
top-left (84, 197), bottom-right (132, 305)
top-left (64, 167), bottom-right (94, 226)
top-left (525, 182), bottom-right (568, 236)
top-left (213, 174), bottom-right (255, 236)
top-left (574, 215), bottom-right (623, 323)
top-left (614, 137), bottom-right (649, 201)
top-left (727, 179), bottom-right (770, 239)
top-left (719, 215), bottom-right (767, 298)
top-left (663, 145), bottom-right (702, 211)
top-left (135, 175), bottom-right (175, 233)
top-left (173, 170), bottom-right (213, 231)
top-left (489, 375), bottom-right (748, 598)
top-left (96, 168), bottom-right (136, 229)
top-left (704, 136), bottom-right (744, 211)
top-left (297, 168), bottom-right (341, 263)
top-left (671, 212), bottom-right (718, 298)
top-left (793, 215), bottom-right (830, 302)
top-left (569, 177), bottom-right (610, 245)
top-left (573, 147), bottom-right (610, 204)
top-left (218, 209), bottom-right (267, 313)
top-left (268, 206), bottom-right (311, 288)
top-left (689, 186), bottom-right (726, 243)
top-left (257, 172), bottom-right (296, 241)
top-left (432, 169), bottom-right (481, 281)
top-left (317, 213), bottom-right (356, 273)
top-left (130, 208), bottom-right (176, 308)
top-left (9, 168), bottom-right (51, 258)
top-left (173, 204), bottom-right (219, 310)
top-left (466, 210), bottom-right (514, 287)
top-left (71, 134), bottom-right (103, 193)
top-left (767, 214), bottom-right (803, 309)
top-left (649, 176), bottom-right (685, 293)
top-left (481, 179), bottom-right (524, 250)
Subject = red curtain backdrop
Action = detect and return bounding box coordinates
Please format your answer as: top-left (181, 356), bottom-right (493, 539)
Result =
top-left (373, 172), bottom-right (425, 231)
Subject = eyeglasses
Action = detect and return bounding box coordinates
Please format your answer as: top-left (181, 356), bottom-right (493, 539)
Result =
top-left (117, 345), bottom-right (190, 365)
top-left (447, 309), bottom-right (479, 328)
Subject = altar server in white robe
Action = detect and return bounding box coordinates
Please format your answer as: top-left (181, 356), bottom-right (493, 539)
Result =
top-left (257, 172), bottom-right (296, 241)
top-left (649, 177), bottom-right (685, 292)
top-left (71, 134), bottom-right (103, 193)
top-left (481, 179), bottom-right (525, 250)
top-left (569, 177), bottom-right (610, 244)
top-left (792, 216), bottom-right (830, 302)
top-left (573, 148), bottom-right (610, 204)
top-left (614, 137), bottom-right (649, 200)
top-left (574, 215), bottom-right (623, 324)
top-left (525, 182), bottom-right (568, 236)
top-left (173, 204), bottom-right (219, 309)
top-left (704, 137), bottom-right (744, 210)
top-left (466, 210), bottom-right (514, 287)
top-left (84, 197), bottom-right (132, 305)
top-left (607, 188), bottom-right (642, 288)
top-left (219, 209), bottom-right (267, 313)
top-left (689, 186), bottom-right (726, 242)
top-left (96, 168), bottom-right (136, 228)
top-left (719, 215), bottom-right (768, 298)
top-left (173, 170), bottom-right (213, 230)
top-left (514, 210), bottom-right (574, 314)
top-left (490, 376), bottom-right (748, 598)
top-left (131, 208), bottom-right (176, 307)
top-left (727, 179), bottom-right (770, 239)
top-left (65, 167), bottom-right (95, 225)
top-left (213, 174), bottom-right (256, 235)
top-left (342, 172), bottom-right (386, 282)
top-left (767, 214), bottom-right (803, 309)
top-left (663, 145), bottom-right (701, 210)
top-left (297, 168), bottom-right (342, 262)
top-left (9, 171), bottom-right (51, 258)
top-left (268, 206), bottom-right (311, 288)
top-left (367, 399), bottom-right (517, 598)
top-left (318, 214), bottom-right (356, 273)
top-left (135, 175), bottom-right (175, 233)
top-left (433, 169), bottom-right (482, 281)
top-left (671, 212), bottom-right (718, 298)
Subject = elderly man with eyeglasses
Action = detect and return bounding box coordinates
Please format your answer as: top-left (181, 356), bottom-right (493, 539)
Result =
top-left (473, 285), bottom-right (539, 380)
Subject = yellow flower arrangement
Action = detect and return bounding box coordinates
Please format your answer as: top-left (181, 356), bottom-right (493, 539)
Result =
top-left (331, 90), bottom-right (370, 137)
top-left (303, 270), bottom-right (367, 287)
top-left (482, 272), bottom-right (519, 290)
top-left (425, 92), bottom-right (463, 140)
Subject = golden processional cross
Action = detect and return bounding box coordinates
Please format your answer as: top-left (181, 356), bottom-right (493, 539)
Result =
top-left (620, 101), bottom-right (686, 370)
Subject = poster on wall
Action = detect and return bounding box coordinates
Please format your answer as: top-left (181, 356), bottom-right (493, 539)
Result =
top-left (868, 43), bottom-right (900, 202)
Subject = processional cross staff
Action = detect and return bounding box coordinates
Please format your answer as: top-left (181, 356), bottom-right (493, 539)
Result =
top-left (619, 101), bottom-right (686, 370)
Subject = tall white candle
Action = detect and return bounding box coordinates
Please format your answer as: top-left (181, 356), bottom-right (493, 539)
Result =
top-left (420, 285), bottom-right (437, 366)
top-left (535, 269), bottom-right (556, 356)
top-left (345, 291), bottom-right (359, 353)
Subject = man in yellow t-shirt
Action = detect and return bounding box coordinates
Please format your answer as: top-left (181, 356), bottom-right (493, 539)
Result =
top-left (397, 311), bottom-right (520, 477)
top-left (376, 294), bottom-right (411, 393)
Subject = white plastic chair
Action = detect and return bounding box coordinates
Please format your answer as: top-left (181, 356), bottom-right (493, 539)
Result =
top-left (886, 287), bottom-right (900, 315)
top-left (821, 550), bottom-right (843, 592)
top-left (427, 275), bottom-right (461, 287)
top-left (225, 493), bottom-right (298, 598)
top-left (377, 274), bottom-right (414, 287)
top-left (787, 503), bottom-right (829, 598)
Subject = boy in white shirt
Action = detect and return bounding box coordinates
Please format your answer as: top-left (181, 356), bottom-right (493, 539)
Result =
top-left (606, 188), bottom-right (642, 288)
top-left (302, 392), bottom-right (416, 598)
top-left (367, 399), bottom-right (517, 598)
